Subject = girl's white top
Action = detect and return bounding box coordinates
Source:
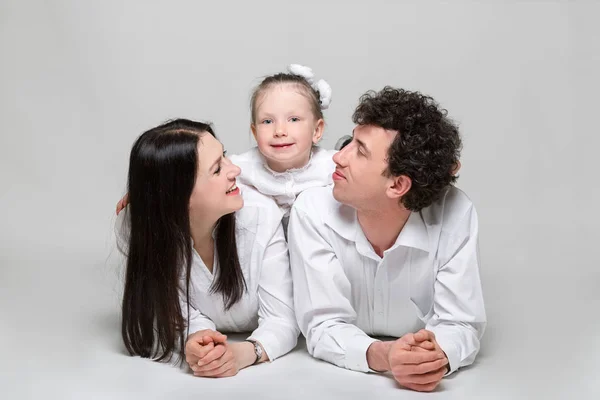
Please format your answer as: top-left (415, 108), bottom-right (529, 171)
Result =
top-left (230, 146), bottom-right (336, 218)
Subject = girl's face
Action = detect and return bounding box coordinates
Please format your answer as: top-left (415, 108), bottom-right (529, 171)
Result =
top-left (251, 83), bottom-right (324, 172)
top-left (189, 133), bottom-right (243, 220)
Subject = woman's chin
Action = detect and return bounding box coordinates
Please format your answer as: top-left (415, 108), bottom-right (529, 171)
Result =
top-left (229, 196), bottom-right (244, 213)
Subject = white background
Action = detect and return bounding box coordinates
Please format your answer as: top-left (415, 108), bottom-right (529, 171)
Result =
top-left (1, 1), bottom-right (598, 399)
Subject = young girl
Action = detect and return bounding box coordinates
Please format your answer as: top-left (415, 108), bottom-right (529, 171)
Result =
top-left (229, 64), bottom-right (336, 227)
top-left (119, 119), bottom-right (299, 377)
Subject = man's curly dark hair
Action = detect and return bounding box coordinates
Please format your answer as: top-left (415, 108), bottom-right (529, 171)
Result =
top-left (353, 87), bottom-right (462, 211)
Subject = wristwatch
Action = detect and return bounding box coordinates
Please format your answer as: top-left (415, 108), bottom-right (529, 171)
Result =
top-left (246, 340), bottom-right (263, 364)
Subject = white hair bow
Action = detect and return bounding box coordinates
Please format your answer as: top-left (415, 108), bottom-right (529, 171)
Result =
top-left (287, 64), bottom-right (332, 110)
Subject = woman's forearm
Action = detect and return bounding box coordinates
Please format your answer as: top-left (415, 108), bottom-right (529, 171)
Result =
top-left (231, 341), bottom-right (268, 370)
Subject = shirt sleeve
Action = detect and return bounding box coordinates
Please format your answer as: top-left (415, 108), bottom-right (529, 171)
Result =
top-left (179, 289), bottom-right (217, 338)
top-left (288, 205), bottom-right (378, 373)
top-left (425, 205), bottom-right (487, 374)
top-left (247, 221), bottom-right (300, 361)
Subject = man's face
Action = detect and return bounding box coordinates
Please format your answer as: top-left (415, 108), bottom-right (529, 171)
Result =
top-left (332, 124), bottom-right (398, 210)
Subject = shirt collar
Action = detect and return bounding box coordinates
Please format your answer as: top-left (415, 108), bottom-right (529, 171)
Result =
top-left (323, 201), bottom-right (360, 242)
top-left (324, 204), bottom-right (430, 253)
top-left (392, 211), bottom-right (430, 253)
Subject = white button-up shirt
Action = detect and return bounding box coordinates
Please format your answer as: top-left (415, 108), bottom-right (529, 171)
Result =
top-left (231, 146), bottom-right (336, 218)
top-left (288, 185), bottom-right (486, 373)
top-left (180, 186), bottom-right (300, 361)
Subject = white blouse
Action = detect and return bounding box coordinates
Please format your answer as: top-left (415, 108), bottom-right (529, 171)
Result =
top-left (288, 185), bottom-right (486, 374)
top-left (230, 146), bottom-right (336, 218)
top-left (180, 186), bottom-right (300, 361)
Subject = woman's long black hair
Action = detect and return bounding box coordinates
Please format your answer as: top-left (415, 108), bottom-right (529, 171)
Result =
top-left (121, 119), bottom-right (245, 362)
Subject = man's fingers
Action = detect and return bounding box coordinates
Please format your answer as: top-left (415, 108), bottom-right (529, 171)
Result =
top-left (197, 344), bottom-right (227, 366)
top-left (395, 349), bottom-right (445, 365)
top-left (412, 329), bottom-right (435, 343)
top-left (413, 340), bottom-right (435, 351)
top-left (400, 333), bottom-right (417, 346)
top-left (411, 359), bottom-right (448, 377)
top-left (410, 344), bottom-right (430, 352)
top-left (400, 380), bottom-right (441, 393)
top-left (402, 366), bottom-right (447, 385)
top-left (391, 339), bottom-right (412, 352)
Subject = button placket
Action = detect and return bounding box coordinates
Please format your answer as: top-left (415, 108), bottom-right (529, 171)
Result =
top-left (373, 260), bottom-right (386, 332)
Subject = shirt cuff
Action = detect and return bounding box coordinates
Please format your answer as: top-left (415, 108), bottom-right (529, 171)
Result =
top-left (187, 319), bottom-right (217, 340)
top-left (344, 334), bottom-right (379, 373)
top-left (431, 330), bottom-right (461, 375)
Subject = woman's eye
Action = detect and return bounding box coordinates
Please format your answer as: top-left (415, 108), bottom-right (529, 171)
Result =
top-left (262, 119), bottom-right (273, 124)
top-left (290, 117), bottom-right (300, 122)
top-left (215, 165), bottom-right (222, 174)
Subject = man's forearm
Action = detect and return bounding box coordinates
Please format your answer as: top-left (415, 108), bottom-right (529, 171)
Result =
top-left (366, 341), bottom-right (392, 372)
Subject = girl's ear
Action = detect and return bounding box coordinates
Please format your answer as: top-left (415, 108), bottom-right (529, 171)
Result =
top-left (312, 119), bottom-right (325, 144)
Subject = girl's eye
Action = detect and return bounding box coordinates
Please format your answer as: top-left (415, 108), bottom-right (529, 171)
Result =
top-left (215, 164), bottom-right (222, 175)
top-left (290, 117), bottom-right (300, 122)
top-left (262, 119), bottom-right (273, 124)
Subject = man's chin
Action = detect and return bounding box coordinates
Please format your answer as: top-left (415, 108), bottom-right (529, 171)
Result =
top-left (332, 184), bottom-right (347, 203)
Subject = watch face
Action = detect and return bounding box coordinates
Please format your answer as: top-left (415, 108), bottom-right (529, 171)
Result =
top-left (248, 340), bottom-right (261, 363)
top-left (255, 342), bottom-right (262, 357)
top-left (254, 343), bottom-right (262, 358)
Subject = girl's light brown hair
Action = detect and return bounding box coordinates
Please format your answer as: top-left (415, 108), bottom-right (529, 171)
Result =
top-left (250, 73), bottom-right (324, 125)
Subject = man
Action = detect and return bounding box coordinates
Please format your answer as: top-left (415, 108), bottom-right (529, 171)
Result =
top-left (288, 87), bottom-right (486, 392)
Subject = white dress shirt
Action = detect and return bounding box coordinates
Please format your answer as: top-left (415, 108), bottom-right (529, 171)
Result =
top-left (230, 146), bottom-right (336, 218)
top-left (180, 186), bottom-right (300, 361)
top-left (288, 185), bottom-right (486, 374)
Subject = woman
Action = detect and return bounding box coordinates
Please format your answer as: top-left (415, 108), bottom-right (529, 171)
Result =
top-left (119, 118), bottom-right (299, 377)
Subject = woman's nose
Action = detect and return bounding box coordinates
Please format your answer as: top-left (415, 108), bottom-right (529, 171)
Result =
top-left (226, 159), bottom-right (241, 178)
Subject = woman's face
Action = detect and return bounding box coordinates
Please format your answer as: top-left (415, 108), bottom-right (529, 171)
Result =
top-left (189, 133), bottom-right (242, 220)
